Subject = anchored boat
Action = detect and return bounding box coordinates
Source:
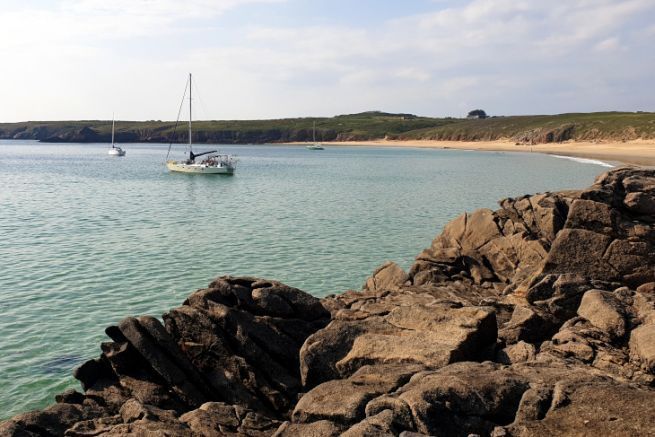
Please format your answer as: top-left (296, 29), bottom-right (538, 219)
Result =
top-left (107, 115), bottom-right (126, 156)
top-left (166, 74), bottom-right (236, 175)
top-left (306, 121), bottom-right (324, 150)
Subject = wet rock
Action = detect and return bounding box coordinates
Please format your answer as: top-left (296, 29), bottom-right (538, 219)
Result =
top-left (73, 358), bottom-right (115, 392)
top-left (3, 404), bottom-right (86, 436)
top-left (55, 389), bottom-right (86, 405)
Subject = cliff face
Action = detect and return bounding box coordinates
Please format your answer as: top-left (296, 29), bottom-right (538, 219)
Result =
top-left (0, 112), bottom-right (451, 145)
top-left (2, 112), bottom-right (654, 145)
top-left (0, 124), bottom-right (402, 144)
top-left (394, 112), bottom-right (655, 144)
top-left (3, 168), bottom-right (655, 436)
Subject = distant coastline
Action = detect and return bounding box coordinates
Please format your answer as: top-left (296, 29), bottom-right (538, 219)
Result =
top-left (1, 111), bottom-right (654, 147)
top-left (2, 110), bottom-right (655, 166)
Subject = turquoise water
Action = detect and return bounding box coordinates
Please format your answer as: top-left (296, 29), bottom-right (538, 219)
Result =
top-left (0, 140), bottom-right (608, 418)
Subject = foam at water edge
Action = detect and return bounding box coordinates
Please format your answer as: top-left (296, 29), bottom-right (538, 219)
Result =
top-left (549, 154), bottom-right (615, 168)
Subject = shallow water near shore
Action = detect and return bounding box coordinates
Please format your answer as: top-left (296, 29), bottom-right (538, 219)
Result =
top-left (0, 140), bottom-right (608, 418)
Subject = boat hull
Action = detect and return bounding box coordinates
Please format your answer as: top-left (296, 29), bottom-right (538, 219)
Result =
top-left (108, 148), bottom-right (126, 156)
top-left (306, 144), bottom-right (324, 150)
top-left (166, 161), bottom-right (235, 175)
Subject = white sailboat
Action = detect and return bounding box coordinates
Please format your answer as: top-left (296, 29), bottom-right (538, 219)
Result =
top-left (166, 74), bottom-right (236, 175)
top-left (306, 121), bottom-right (324, 150)
top-left (107, 115), bottom-right (126, 156)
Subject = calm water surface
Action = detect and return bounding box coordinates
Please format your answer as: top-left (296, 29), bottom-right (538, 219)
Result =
top-left (0, 140), bottom-right (609, 418)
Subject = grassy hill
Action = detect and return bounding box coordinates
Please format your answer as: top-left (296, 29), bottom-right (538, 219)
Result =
top-left (0, 112), bottom-right (458, 144)
top-left (392, 112), bottom-right (655, 144)
top-left (0, 111), bottom-right (653, 144)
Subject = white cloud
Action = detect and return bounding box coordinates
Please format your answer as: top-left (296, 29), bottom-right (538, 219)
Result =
top-left (0, 0), bottom-right (286, 50)
top-left (594, 37), bottom-right (621, 52)
top-left (62, 0), bottom-right (283, 18)
top-left (0, 0), bottom-right (654, 121)
top-left (393, 68), bottom-right (431, 82)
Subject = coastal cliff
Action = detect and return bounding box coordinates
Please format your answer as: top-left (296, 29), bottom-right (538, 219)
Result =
top-left (3, 167), bottom-right (655, 436)
top-left (1, 112), bottom-right (654, 145)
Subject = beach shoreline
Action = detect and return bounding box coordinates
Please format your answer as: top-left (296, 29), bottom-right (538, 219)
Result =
top-left (291, 139), bottom-right (655, 167)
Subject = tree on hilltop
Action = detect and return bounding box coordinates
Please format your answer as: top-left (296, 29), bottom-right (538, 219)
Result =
top-left (467, 109), bottom-right (488, 119)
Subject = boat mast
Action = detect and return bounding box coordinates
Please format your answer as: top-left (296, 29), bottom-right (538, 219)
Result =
top-left (111, 113), bottom-right (115, 148)
top-left (313, 121), bottom-right (316, 143)
top-left (188, 73), bottom-right (192, 153)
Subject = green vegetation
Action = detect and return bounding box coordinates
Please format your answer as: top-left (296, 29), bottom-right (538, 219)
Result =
top-left (394, 112), bottom-right (655, 143)
top-left (0, 111), bottom-right (654, 144)
top-left (0, 112), bottom-right (457, 144)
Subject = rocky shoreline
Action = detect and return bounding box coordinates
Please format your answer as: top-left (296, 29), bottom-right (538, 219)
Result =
top-left (3, 167), bottom-right (655, 436)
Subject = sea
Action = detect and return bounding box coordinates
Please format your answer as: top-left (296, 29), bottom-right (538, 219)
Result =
top-left (0, 140), bottom-right (612, 419)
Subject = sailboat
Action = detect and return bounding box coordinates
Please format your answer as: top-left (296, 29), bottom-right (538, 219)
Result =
top-left (306, 121), bottom-right (324, 150)
top-left (166, 74), bottom-right (236, 175)
top-left (107, 115), bottom-right (126, 156)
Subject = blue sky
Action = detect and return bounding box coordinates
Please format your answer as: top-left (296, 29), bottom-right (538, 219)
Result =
top-left (1, 0), bottom-right (654, 121)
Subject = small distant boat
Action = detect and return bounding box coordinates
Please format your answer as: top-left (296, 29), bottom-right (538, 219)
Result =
top-left (306, 121), bottom-right (324, 150)
top-left (107, 115), bottom-right (126, 156)
top-left (166, 74), bottom-right (236, 175)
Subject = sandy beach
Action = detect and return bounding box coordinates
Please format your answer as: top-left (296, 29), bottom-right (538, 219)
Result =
top-left (304, 139), bottom-right (655, 167)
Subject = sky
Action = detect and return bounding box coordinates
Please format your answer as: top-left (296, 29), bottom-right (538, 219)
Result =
top-left (1, 0), bottom-right (654, 122)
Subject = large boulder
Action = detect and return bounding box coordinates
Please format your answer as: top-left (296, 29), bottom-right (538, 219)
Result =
top-left (412, 167), bottom-right (655, 297)
top-left (0, 277), bottom-right (328, 436)
top-left (630, 323), bottom-right (655, 372)
top-left (368, 362), bottom-right (530, 436)
top-left (301, 361), bottom-right (655, 437)
top-left (180, 401), bottom-right (282, 436)
top-left (410, 192), bottom-right (570, 290)
top-left (500, 378), bottom-right (655, 436)
top-left (577, 289), bottom-right (627, 339)
top-left (363, 261), bottom-right (409, 292)
top-left (163, 276), bottom-right (330, 416)
top-left (300, 288), bottom-right (497, 387)
top-left (291, 364), bottom-right (421, 427)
